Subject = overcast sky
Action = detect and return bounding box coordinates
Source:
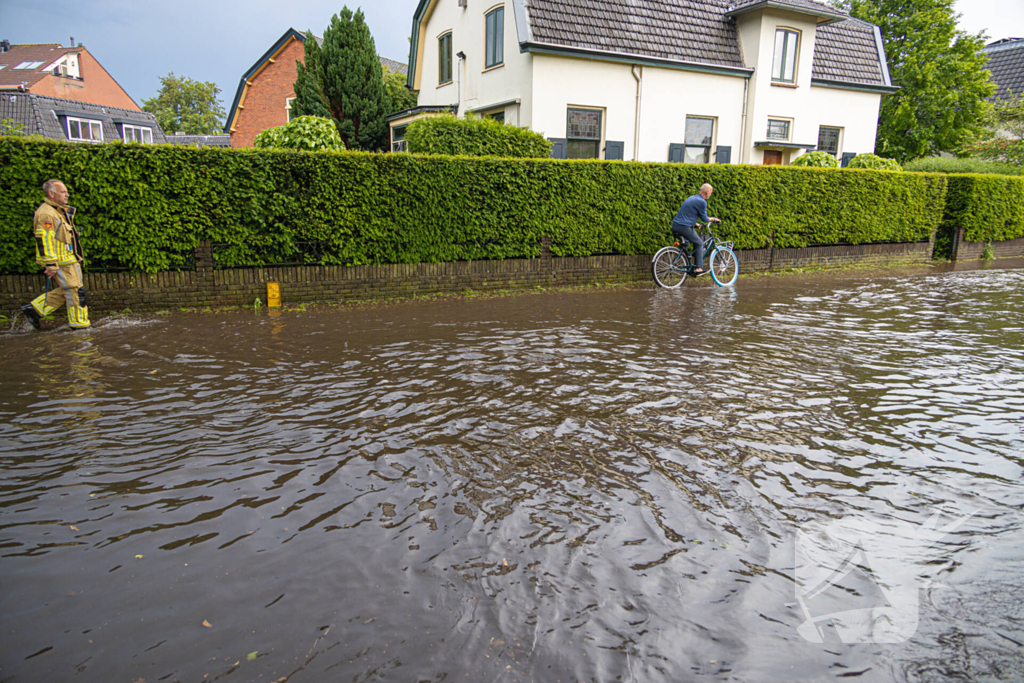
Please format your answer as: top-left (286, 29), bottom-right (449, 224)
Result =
top-left (1, 0), bottom-right (1022, 112)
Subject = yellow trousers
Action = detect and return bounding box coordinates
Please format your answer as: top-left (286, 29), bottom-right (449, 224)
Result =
top-left (31, 263), bottom-right (91, 328)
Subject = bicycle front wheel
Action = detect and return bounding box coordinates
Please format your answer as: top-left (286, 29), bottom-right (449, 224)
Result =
top-left (652, 246), bottom-right (689, 288)
top-left (709, 247), bottom-right (738, 287)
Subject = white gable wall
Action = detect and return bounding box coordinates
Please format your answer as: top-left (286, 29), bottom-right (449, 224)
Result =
top-left (414, 0), bottom-right (534, 126)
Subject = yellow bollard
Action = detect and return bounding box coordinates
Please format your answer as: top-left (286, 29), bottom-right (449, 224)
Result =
top-left (267, 282), bottom-right (281, 308)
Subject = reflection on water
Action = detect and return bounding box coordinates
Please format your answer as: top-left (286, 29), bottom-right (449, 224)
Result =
top-left (1, 266), bottom-right (1022, 682)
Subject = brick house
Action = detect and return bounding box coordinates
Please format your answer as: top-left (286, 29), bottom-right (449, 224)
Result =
top-left (0, 39), bottom-right (165, 144)
top-left (0, 39), bottom-right (139, 111)
top-left (224, 28), bottom-right (409, 148)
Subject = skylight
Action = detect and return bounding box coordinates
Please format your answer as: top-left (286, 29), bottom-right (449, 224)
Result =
top-left (13, 61), bottom-right (45, 70)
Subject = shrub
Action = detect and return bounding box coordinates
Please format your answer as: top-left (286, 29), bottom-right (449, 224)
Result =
top-left (964, 138), bottom-right (1024, 165)
top-left (790, 151), bottom-right (839, 168)
top-left (0, 138), bottom-right (947, 275)
top-left (847, 153), bottom-right (903, 171)
top-left (905, 156), bottom-right (1024, 176)
top-left (254, 116), bottom-right (345, 152)
top-left (404, 114), bottom-right (551, 158)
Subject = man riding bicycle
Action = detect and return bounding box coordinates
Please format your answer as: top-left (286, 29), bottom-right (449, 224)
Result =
top-left (672, 183), bottom-right (721, 276)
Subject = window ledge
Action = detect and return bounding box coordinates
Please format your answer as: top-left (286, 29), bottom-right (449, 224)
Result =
top-left (482, 63), bottom-right (504, 73)
top-left (437, 80), bottom-right (453, 89)
top-left (770, 81), bottom-right (799, 89)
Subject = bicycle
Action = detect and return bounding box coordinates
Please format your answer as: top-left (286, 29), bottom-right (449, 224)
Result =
top-left (651, 222), bottom-right (738, 288)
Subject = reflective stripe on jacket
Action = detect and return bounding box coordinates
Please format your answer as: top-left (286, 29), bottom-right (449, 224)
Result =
top-left (34, 199), bottom-right (83, 267)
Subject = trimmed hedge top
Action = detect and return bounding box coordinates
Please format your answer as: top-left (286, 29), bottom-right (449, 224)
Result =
top-left (0, 138), bottom-right (947, 274)
top-left (942, 173), bottom-right (1024, 244)
top-left (404, 114), bottom-right (552, 158)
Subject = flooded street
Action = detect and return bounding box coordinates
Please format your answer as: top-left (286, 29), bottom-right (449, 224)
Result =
top-left (2, 264), bottom-right (1023, 682)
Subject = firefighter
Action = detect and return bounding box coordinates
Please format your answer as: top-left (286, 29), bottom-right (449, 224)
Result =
top-left (20, 179), bottom-right (91, 330)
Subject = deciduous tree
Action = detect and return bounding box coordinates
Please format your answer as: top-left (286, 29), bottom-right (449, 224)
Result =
top-left (835, 0), bottom-right (995, 162)
top-left (142, 73), bottom-right (225, 135)
top-left (383, 65), bottom-right (417, 115)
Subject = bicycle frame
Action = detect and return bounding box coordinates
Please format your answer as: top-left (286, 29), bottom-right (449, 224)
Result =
top-left (669, 224), bottom-right (731, 272)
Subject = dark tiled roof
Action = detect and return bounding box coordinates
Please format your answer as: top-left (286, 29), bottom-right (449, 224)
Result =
top-left (521, 0), bottom-right (887, 86)
top-left (812, 19), bottom-right (885, 86)
top-left (982, 39), bottom-right (1024, 102)
top-left (0, 93), bottom-right (167, 143)
top-left (524, 0), bottom-right (745, 69)
top-left (380, 57), bottom-right (409, 76)
top-left (0, 44), bottom-right (73, 89)
top-left (163, 133), bottom-right (231, 147)
top-left (726, 0), bottom-right (846, 19)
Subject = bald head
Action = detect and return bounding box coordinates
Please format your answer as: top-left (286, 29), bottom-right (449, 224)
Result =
top-left (43, 180), bottom-right (69, 206)
top-left (700, 184), bottom-right (714, 199)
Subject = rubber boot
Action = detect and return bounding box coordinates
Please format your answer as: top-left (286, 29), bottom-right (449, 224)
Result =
top-left (20, 304), bottom-right (41, 330)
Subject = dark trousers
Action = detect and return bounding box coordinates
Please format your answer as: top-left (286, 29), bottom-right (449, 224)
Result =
top-left (672, 223), bottom-right (704, 269)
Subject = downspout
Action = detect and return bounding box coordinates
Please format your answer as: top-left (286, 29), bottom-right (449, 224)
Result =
top-left (739, 76), bottom-right (749, 164)
top-left (631, 65), bottom-right (643, 161)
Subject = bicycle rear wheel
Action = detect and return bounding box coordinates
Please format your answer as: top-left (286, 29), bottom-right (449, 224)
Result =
top-left (709, 247), bottom-right (738, 287)
top-left (652, 247), bottom-right (689, 288)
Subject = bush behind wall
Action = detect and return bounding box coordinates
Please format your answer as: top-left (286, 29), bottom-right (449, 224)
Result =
top-left (0, 138), bottom-right (947, 274)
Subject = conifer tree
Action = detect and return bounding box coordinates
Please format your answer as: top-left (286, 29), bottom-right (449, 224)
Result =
top-left (291, 32), bottom-right (331, 120)
top-left (291, 8), bottom-right (388, 151)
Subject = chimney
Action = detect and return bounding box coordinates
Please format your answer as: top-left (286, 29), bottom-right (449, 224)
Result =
top-left (71, 37), bottom-right (75, 47)
top-left (0, 40), bottom-right (10, 53)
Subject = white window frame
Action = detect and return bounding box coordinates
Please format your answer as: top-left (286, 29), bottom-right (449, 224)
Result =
top-left (683, 116), bottom-right (716, 164)
top-left (14, 60), bottom-right (45, 70)
top-left (772, 28), bottom-right (800, 83)
top-left (67, 116), bottom-right (104, 143)
top-left (122, 124), bottom-right (153, 144)
top-left (286, 97), bottom-right (295, 121)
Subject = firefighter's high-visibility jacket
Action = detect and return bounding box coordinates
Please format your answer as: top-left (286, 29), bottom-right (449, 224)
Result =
top-left (34, 199), bottom-right (83, 267)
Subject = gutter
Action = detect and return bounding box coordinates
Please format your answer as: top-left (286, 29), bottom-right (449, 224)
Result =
top-left (631, 65), bottom-right (642, 161)
top-left (810, 77), bottom-right (899, 94)
top-left (520, 42), bottom-right (754, 79)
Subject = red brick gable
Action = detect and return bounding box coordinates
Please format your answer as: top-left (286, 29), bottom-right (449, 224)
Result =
top-left (228, 35), bottom-right (304, 148)
top-left (0, 43), bottom-right (140, 110)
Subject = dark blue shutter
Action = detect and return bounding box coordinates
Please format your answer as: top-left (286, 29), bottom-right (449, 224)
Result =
top-left (841, 152), bottom-right (856, 168)
top-left (548, 138), bottom-right (567, 159)
top-left (668, 143), bottom-right (685, 163)
top-left (715, 146), bottom-right (732, 164)
top-left (605, 140), bottom-right (624, 160)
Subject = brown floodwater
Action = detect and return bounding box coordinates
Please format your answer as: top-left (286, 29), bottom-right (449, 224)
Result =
top-left (1, 262), bottom-right (1023, 682)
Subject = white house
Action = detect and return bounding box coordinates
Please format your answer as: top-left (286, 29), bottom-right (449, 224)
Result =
top-left (390, 0), bottom-right (897, 165)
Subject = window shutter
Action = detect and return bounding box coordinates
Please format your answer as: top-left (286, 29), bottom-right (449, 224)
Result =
top-left (668, 143), bottom-right (685, 163)
top-left (715, 146), bottom-right (732, 164)
top-left (841, 152), bottom-right (856, 168)
top-left (548, 138), bottom-right (567, 160)
top-left (605, 140), bottom-right (624, 160)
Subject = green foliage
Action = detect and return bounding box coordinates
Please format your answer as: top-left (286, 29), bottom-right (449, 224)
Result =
top-left (905, 157), bottom-right (1024, 176)
top-left (940, 174), bottom-right (1024, 246)
top-left (291, 8), bottom-right (388, 151)
top-left (790, 151), bottom-right (840, 168)
top-left (966, 138), bottom-right (1024, 165)
top-left (405, 114), bottom-right (552, 158)
top-left (142, 72), bottom-right (225, 134)
top-left (292, 32), bottom-right (331, 120)
top-left (1, 118), bottom-right (28, 136)
top-left (383, 65), bottom-right (417, 115)
top-left (847, 153), bottom-right (903, 171)
top-left (844, 0), bottom-right (995, 162)
top-left (254, 116), bottom-right (345, 152)
top-left (0, 137), bottom-right (947, 276)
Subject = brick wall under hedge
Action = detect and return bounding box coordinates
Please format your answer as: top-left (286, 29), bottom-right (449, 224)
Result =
top-left (1, 239), bottom-right (938, 315)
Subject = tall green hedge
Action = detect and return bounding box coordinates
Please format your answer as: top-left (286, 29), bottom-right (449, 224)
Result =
top-left (0, 138), bottom-right (947, 274)
top-left (404, 114), bottom-right (552, 158)
top-left (932, 173), bottom-right (1024, 258)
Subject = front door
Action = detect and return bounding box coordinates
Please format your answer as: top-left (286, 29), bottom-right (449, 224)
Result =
top-left (763, 150), bottom-right (783, 166)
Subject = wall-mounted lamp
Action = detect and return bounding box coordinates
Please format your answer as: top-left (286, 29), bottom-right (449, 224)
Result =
top-left (456, 51), bottom-right (466, 60)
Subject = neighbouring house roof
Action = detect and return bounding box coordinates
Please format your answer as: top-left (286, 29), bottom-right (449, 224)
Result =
top-left (408, 0), bottom-right (893, 92)
top-left (0, 92), bottom-right (166, 143)
top-left (0, 43), bottom-right (75, 90)
top-left (982, 38), bottom-right (1024, 102)
top-left (224, 27), bottom-right (410, 134)
top-left (163, 133), bottom-right (232, 147)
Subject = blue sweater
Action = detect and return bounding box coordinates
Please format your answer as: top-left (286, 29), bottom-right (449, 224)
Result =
top-left (672, 194), bottom-right (709, 228)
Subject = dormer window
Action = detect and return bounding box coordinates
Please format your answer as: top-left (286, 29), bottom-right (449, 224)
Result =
top-left (772, 29), bottom-right (799, 83)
